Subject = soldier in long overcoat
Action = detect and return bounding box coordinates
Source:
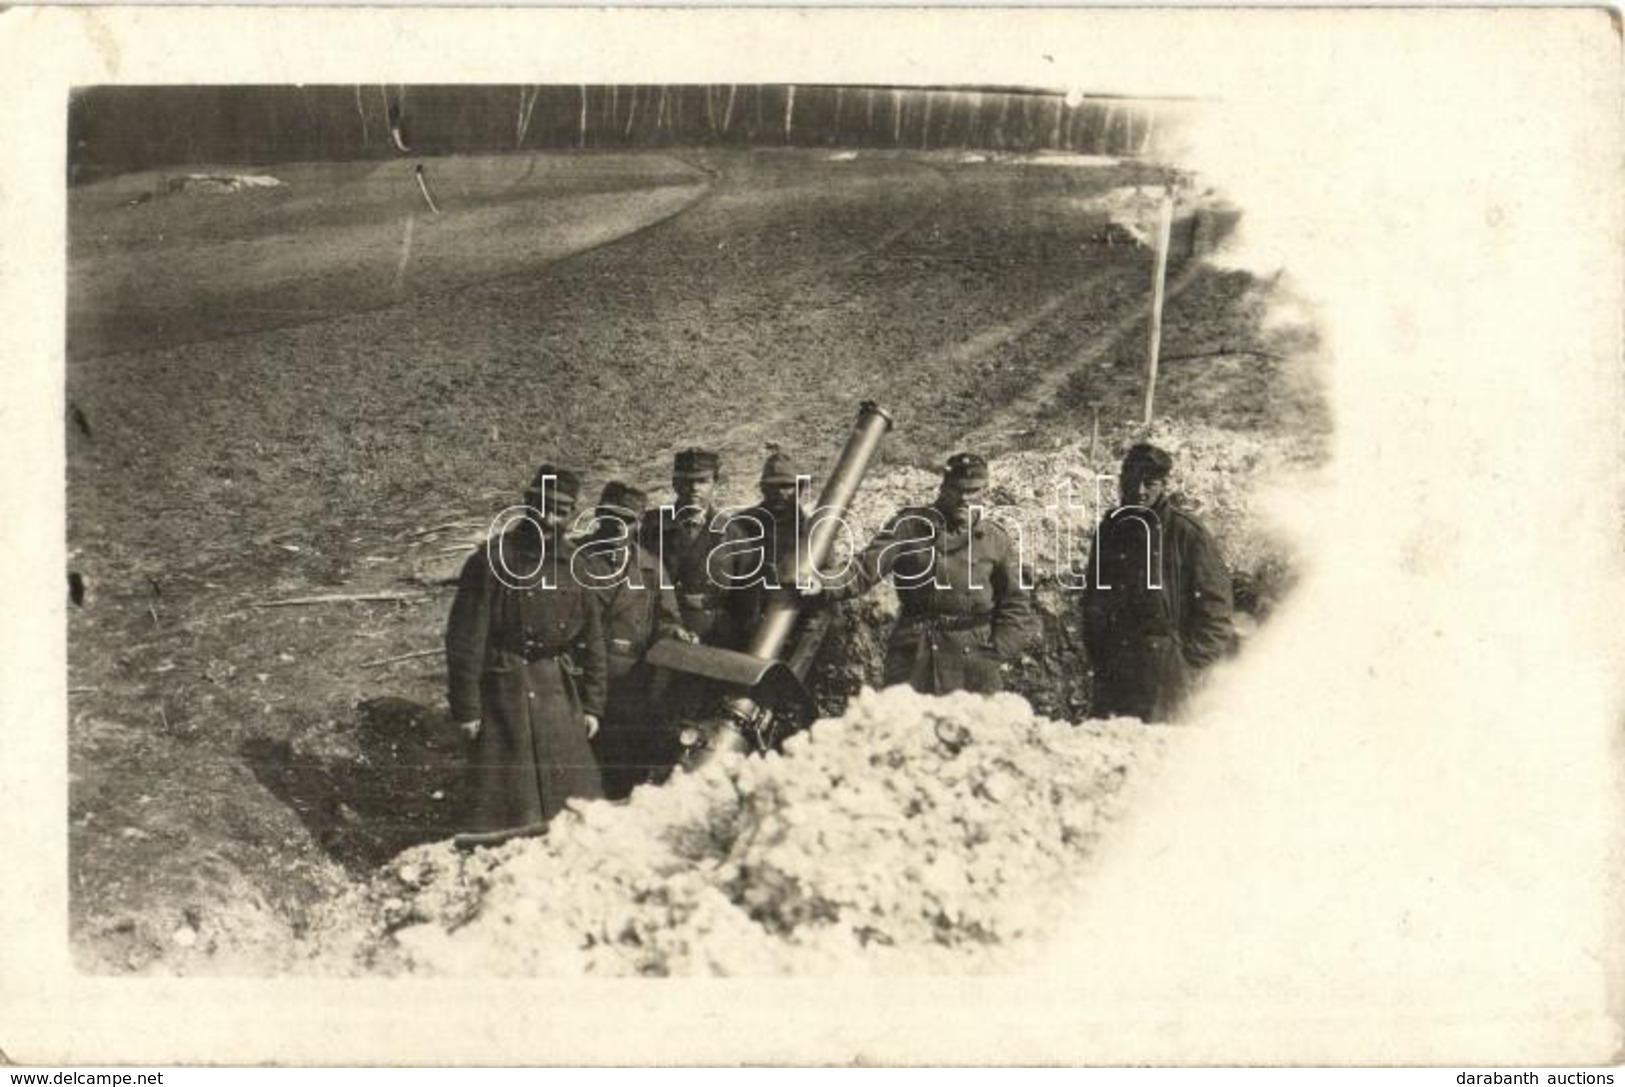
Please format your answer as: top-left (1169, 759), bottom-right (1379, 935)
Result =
top-left (577, 481), bottom-right (692, 798)
top-left (812, 452), bottom-right (1036, 695)
top-left (445, 465), bottom-right (608, 833)
top-left (1081, 443), bottom-right (1234, 722)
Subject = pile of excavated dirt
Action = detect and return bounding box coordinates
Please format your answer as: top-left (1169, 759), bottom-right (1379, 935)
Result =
top-left (840, 419), bottom-right (1304, 590)
top-left (304, 685), bottom-right (1164, 976)
top-left (801, 419), bottom-right (1310, 719)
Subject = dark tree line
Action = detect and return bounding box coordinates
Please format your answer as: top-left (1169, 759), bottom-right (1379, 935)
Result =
top-left (68, 84), bottom-right (1183, 180)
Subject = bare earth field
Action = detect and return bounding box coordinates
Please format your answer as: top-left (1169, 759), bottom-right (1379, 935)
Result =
top-left (65, 148), bottom-right (1329, 973)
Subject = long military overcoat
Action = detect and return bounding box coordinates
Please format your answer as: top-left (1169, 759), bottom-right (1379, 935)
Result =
top-left (580, 538), bottom-right (683, 796)
top-left (445, 525), bottom-right (608, 832)
top-left (1081, 496), bottom-right (1233, 722)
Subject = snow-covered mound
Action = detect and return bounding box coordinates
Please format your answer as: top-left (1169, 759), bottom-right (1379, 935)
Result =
top-left (307, 686), bottom-right (1165, 976)
top-left (165, 173), bottom-right (284, 194)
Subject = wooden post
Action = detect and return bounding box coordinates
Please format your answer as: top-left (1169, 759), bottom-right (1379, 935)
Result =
top-left (1142, 191), bottom-right (1176, 426)
top-left (355, 84), bottom-right (369, 146)
top-left (516, 85), bottom-right (539, 149)
top-left (784, 84), bottom-right (796, 142)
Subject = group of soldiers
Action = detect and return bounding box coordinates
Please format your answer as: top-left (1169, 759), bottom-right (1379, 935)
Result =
top-left (444, 440), bottom-right (1233, 836)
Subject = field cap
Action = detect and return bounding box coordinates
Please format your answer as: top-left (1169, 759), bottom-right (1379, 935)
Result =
top-left (943, 451), bottom-right (989, 486)
top-left (525, 463), bottom-right (583, 508)
top-left (672, 447), bottom-right (721, 480)
top-left (596, 481), bottom-right (647, 519)
top-left (759, 450), bottom-right (800, 486)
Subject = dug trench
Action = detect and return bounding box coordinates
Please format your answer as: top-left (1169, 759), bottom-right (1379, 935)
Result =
top-left (65, 148), bottom-right (1329, 974)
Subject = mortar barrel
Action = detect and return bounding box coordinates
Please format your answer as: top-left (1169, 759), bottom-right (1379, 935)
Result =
top-left (745, 400), bottom-right (893, 662)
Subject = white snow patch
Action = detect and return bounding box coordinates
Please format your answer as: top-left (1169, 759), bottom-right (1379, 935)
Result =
top-left (165, 174), bottom-right (284, 194)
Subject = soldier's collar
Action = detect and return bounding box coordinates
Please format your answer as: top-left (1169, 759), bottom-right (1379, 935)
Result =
top-left (1121, 496), bottom-right (1171, 517)
top-left (932, 501), bottom-right (981, 535)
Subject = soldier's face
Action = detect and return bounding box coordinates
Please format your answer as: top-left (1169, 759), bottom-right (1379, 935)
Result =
top-left (760, 481), bottom-right (797, 511)
top-left (597, 512), bottom-right (636, 542)
top-left (674, 473), bottom-right (716, 509)
top-left (939, 480), bottom-right (984, 524)
top-left (1121, 471), bottom-right (1167, 507)
top-left (539, 498), bottom-right (574, 532)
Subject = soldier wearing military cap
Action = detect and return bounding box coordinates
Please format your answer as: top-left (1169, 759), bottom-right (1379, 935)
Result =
top-left (445, 464), bottom-right (608, 832)
top-left (1082, 442), bottom-right (1233, 722)
top-left (639, 447), bottom-right (757, 650)
top-left (809, 450), bottom-right (1037, 695)
top-left (578, 481), bottom-right (693, 797)
top-left (730, 446), bottom-right (816, 636)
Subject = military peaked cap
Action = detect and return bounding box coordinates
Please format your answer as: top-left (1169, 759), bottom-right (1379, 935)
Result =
top-left (596, 480), bottom-right (648, 518)
top-left (525, 463), bottom-right (583, 505)
top-left (759, 451), bottom-right (801, 485)
top-left (943, 451), bottom-right (989, 486)
top-left (1121, 443), bottom-right (1173, 480)
top-left (672, 447), bottom-right (721, 479)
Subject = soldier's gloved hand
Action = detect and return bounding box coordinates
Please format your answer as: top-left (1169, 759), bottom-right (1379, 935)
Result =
top-left (796, 574), bottom-right (825, 598)
top-left (583, 714), bottom-right (600, 739)
top-left (671, 628), bottom-right (700, 645)
top-left (457, 719), bottom-right (482, 742)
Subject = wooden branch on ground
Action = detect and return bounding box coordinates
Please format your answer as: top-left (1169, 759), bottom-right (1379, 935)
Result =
top-left (408, 521), bottom-right (479, 538)
top-left (1160, 348), bottom-right (1286, 364)
top-left (454, 822), bottom-right (549, 851)
top-left (254, 592), bottom-right (423, 608)
top-left (361, 648), bottom-right (441, 669)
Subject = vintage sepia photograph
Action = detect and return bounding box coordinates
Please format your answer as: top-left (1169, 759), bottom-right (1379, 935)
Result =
top-left (63, 80), bottom-right (1323, 978)
top-left (3, 5), bottom-right (1622, 1067)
